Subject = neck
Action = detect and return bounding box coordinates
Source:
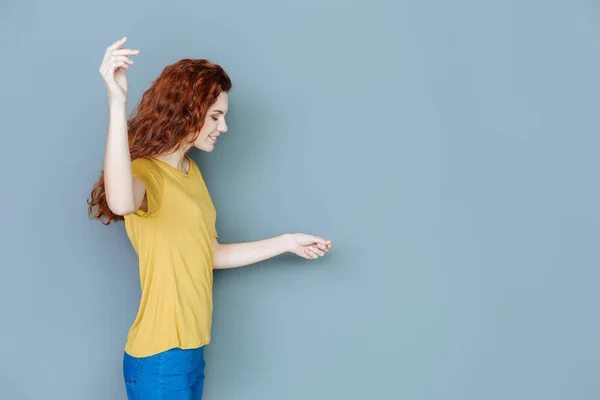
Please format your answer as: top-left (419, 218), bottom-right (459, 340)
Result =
top-left (154, 146), bottom-right (191, 173)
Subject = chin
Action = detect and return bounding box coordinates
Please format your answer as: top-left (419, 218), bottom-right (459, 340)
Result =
top-left (193, 143), bottom-right (215, 152)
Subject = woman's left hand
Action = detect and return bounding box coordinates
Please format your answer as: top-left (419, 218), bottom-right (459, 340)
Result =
top-left (285, 233), bottom-right (332, 260)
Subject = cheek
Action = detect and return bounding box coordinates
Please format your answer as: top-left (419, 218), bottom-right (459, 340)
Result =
top-left (198, 123), bottom-right (214, 138)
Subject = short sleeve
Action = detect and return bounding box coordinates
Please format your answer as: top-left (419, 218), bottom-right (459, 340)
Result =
top-left (213, 226), bottom-right (218, 238)
top-left (131, 158), bottom-right (163, 217)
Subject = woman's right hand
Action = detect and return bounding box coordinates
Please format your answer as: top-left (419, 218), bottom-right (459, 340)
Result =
top-left (99, 37), bottom-right (139, 104)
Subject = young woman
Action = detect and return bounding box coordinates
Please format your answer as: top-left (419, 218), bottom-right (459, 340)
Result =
top-left (88, 37), bottom-right (332, 399)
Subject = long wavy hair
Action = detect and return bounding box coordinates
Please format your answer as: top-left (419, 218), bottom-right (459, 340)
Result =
top-left (88, 59), bottom-right (232, 225)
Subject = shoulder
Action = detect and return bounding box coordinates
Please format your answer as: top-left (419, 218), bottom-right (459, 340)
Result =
top-left (132, 158), bottom-right (163, 184)
top-left (132, 157), bottom-right (160, 173)
top-left (132, 157), bottom-right (156, 170)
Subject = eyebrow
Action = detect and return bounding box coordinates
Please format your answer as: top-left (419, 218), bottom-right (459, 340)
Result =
top-left (211, 110), bottom-right (226, 114)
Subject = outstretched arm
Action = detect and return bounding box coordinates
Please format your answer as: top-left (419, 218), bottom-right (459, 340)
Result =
top-left (212, 233), bottom-right (332, 270)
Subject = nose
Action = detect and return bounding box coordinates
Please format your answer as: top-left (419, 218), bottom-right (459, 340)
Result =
top-left (219, 120), bottom-right (228, 133)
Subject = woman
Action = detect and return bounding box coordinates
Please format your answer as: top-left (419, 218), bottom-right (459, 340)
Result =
top-left (88, 37), bottom-right (332, 399)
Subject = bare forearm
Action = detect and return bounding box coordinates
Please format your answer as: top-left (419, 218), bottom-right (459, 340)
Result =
top-left (104, 100), bottom-right (134, 214)
top-left (213, 234), bottom-right (292, 269)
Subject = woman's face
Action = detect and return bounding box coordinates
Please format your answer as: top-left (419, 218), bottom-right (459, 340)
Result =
top-left (193, 91), bottom-right (229, 152)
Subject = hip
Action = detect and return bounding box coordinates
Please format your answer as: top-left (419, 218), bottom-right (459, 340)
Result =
top-left (123, 346), bottom-right (206, 399)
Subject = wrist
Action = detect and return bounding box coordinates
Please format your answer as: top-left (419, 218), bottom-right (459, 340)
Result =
top-left (281, 233), bottom-right (294, 253)
top-left (109, 98), bottom-right (127, 109)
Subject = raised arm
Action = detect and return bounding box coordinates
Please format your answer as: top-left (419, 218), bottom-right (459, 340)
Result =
top-left (98, 37), bottom-right (142, 215)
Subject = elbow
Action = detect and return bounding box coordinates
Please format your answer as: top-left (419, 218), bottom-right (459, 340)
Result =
top-left (107, 198), bottom-right (135, 216)
top-left (104, 178), bottom-right (137, 216)
top-left (109, 205), bottom-right (135, 216)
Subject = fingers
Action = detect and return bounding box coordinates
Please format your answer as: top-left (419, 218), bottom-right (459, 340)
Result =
top-left (304, 243), bottom-right (328, 259)
top-left (103, 55), bottom-right (134, 73)
top-left (100, 37), bottom-right (140, 77)
top-left (314, 236), bottom-right (332, 247)
top-left (110, 55), bottom-right (134, 66)
top-left (102, 55), bottom-right (134, 65)
top-left (100, 59), bottom-right (129, 76)
top-left (304, 234), bottom-right (332, 260)
top-left (111, 61), bottom-right (129, 72)
top-left (105, 37), bottom-right (128, 55)
top-left (316, 243), bottom-right (329, 253)
top-left (311, 245), bottom-right (325, 257)
top-left (304, 248), bottom-right (319, 259)
top-left (100, 54), bottom-right (137, 79)
top-left (112, 49), bottom-right (140, 56)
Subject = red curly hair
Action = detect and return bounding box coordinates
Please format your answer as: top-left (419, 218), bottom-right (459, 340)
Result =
top-left (88, 58), bottom-right (232, 225)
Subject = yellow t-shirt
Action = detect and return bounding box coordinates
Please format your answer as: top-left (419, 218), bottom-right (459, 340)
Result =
top-left (123, 155), bottom-right (218, 357)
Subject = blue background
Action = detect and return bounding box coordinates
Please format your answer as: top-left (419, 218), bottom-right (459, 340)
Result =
top-left (1, 0), bottom-right (599, 398)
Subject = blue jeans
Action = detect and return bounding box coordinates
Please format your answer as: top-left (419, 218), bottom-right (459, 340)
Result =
top-left (123, 346), bottom-right (206, 399)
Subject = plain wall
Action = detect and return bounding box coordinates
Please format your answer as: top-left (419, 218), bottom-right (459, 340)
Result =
top-left (1, 0), bottom-right (600, 399)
